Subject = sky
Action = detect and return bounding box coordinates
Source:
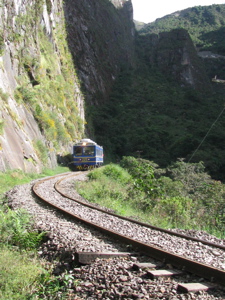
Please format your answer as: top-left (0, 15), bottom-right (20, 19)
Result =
top-left (132, 0), bottom-right (225, 23)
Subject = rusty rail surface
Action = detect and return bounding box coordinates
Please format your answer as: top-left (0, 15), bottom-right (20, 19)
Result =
top-left (33, 173), bottom-right (225, 286)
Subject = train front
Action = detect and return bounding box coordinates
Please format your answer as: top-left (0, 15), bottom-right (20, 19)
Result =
top-left (72, 139), bottom-right (103, 170)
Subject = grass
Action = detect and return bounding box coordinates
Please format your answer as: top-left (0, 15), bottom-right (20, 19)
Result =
top-left (76, 162), bottom-right (225, 239)
top-left (76, 165), bottom-right (147, 220)
top-left (76, 173), bottom-right (160, 224)
top-left (0, 166), bottom-right (74, 299)
top-left (0, 166), bottom-right (69, 196)
top-left (0, 247), bottom-right (43, 300)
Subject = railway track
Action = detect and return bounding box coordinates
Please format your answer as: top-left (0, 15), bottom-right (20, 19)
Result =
top-left (54, 174), bottom-right (225, 251)
top-left (32, 172), bottom-right (225, 292)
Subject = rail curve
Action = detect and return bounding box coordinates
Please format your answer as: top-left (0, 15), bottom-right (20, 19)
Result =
top-left (32, 172), bottom-right (225, 286)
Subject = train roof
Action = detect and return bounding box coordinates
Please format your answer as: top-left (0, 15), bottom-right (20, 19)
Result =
top-left (74, 138), bottom-right (100, 146)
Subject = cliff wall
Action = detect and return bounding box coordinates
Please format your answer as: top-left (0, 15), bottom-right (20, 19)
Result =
top-left (0, 0), bottom-right (86, 172)
top-left (137, 29), bottom-right (211, 92)
top-left (64, 0), bottom-right (135, 105)
top-left (0, 0), bottom-right (134, 172)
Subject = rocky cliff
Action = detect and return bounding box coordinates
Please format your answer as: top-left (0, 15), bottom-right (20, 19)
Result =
top-left (136, 28), bottom-right (211, 93)
top-left (0, 0), bottom-right (85, 172)
top-left (0, 0), bottom-right (134, 172)
top-left (64, 0), bottom-right (135, 105)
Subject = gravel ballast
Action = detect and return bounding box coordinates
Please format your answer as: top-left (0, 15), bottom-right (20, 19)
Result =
top-left (5, 173), bottom-right (225, 299)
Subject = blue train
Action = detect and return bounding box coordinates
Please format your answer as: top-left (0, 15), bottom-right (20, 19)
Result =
top-left (72, 139), bottom-right (103, 170)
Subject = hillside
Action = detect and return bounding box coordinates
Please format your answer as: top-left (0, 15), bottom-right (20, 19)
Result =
top-left (91, 4), bottom-right (225, 180)
top-left (138, 4), bottom-right (225, 83)
top-left (139, 4), bottom-right (225, 79)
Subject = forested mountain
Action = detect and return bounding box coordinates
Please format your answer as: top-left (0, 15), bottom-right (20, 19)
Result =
top-left (140, 5), bottom-right (225, 53)
top-left (92, 4), bottom-right (225, 180)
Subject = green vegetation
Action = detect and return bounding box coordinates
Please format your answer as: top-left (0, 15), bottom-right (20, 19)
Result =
top-left (76, 158), bottom-right (225, 238)
top-left (0, 167), bottom-right (78, 299)
top-left (89, 4), bottom-right (225, 181)
top-left (0, 247), bottom-right (43, 299)
top-left (34, 139), bottom-right (48, 164)
top-left (0, 32), bottom-right (4, 56)
top-left (0, 208), bottom-right (45, 249)
top-left (14, 26), bottom-right (83, 148)
top-left (140, 4), bottom-right (225, 53)
top-left (91, 62), bottom-right (225, 179)
top-left (9, 0), bottom-right (84, 151)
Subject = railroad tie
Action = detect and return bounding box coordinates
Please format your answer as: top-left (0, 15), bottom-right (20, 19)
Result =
top-left (177, 282), bottom-right (215, 293)
top-left (147, 269), bottom-right (183, 280)
top-left (132, 262), bottom-right (160, 271)
top-left (76, 251), bottom-right (133, 264)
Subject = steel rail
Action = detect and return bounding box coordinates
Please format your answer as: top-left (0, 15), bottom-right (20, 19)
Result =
top-left (33, 173), bottom-right (225, 286)
top-left (55, 173), bottom-right (225, 251)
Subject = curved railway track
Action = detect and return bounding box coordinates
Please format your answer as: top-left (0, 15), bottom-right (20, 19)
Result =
top-left (32, 172), bottom-right (225, 288)
top-left (54, 174), bottom-right (225, 251)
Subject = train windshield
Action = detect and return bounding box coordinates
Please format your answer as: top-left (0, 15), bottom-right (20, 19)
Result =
top-left (74, 146), bottom-right (95, 156)
top-left (74, 146), bottom-right (82, 156)
top-left (83, 146), bottom-right (95, 156)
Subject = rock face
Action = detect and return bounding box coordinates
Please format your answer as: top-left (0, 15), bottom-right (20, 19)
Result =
top-left (157, 30), bottom-right (211, 92)
top-left (137, 29), bottom-right (211, 93)
top-left (64, 0), bottom-right (135, 104)
top-left (0, 0), bottom-right (134, 172)
top-left (0, 0), bottom-right (64, 171)
top-left (0, 100), bottom-right (44, 172)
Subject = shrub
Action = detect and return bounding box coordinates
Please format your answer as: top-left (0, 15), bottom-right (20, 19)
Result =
top-left (0, 208), bottom-right (46, 249)
top-left (102, 163), bottom-right (131, 184)
top-left (153, 196), bottom-right (194, 227)
top-left (77, 173), bottom-right (130, 215)
top-left (34, 140), bottom-right (48, 164)
top-left (87, 168), bottom-right (105, 181)
top-left (88, 164), bottom-right (131, 184)
top-left (78, 157), bottom-right (225, 237)
top-left (120, 156), bottom-right (161, 198)
top-left (14, 86), bottom-right (36, 104)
